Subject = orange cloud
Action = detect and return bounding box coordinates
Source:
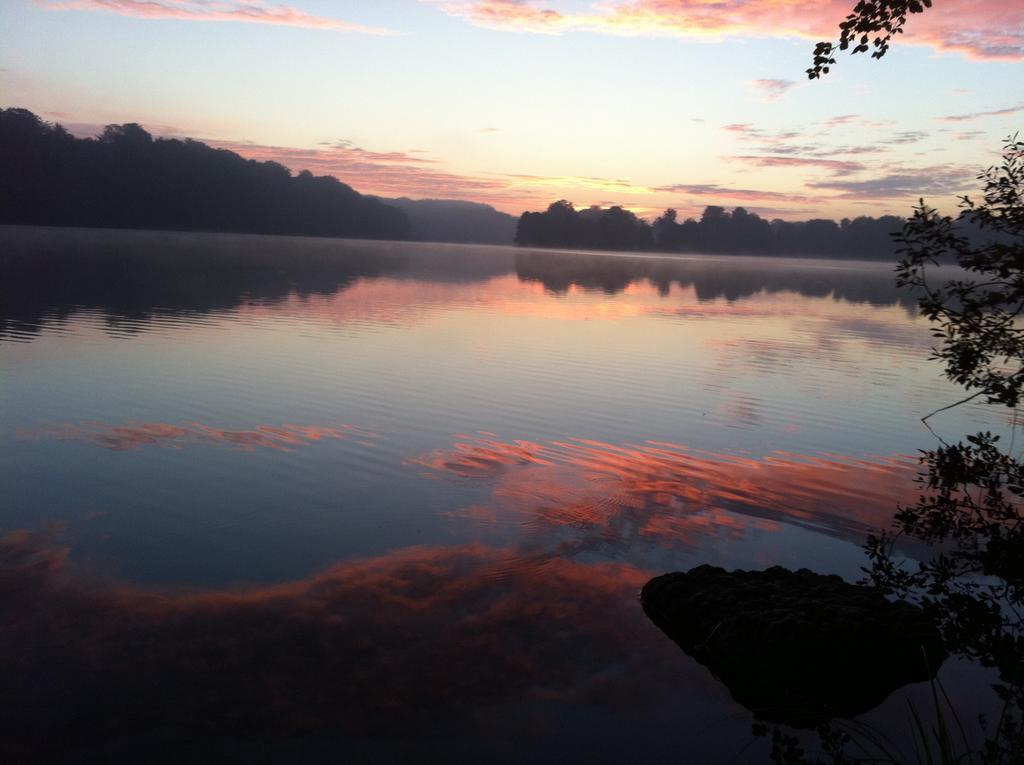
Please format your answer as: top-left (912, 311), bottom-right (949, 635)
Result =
top-left (19, 421), bottom-right (375, 452)
top-left (229, 261), bottom-right (917, 331)
top-left (40, 0), bottom-right (396, 34)
top-left (413, 434), bottom-right (918, 547)
top-left (1, 529), bottom-right (717, 757)
top-left (433, 1), bottom-right (1024, 61)
top-left (236, 274), bottom-right (704, 327)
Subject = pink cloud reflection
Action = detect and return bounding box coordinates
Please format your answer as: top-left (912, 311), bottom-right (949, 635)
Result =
top-left (19, 421), bottom-right (376, 452)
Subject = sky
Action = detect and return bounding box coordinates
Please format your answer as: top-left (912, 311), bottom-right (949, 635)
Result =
top-left (2, 0), bottom-right (1023, 220)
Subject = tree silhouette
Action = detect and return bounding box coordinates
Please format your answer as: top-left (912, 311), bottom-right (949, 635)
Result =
top-left (861, 137), bottom-right (1024, 762)
top-left (516, 201), bottom-right (904, 259)
top-left (0, 108), bottom-right (411, 240)
top-left (763, 138), bottom-right (1024, 765)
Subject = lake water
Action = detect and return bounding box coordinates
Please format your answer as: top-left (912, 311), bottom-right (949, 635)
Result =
top-left (0, 227), bottom-right (1005, 762)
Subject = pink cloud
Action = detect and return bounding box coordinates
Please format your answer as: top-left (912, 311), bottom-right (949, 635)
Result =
top-left (19, 420), bottom-right (376, 452)
top-left (46, 114), bottom-right (935, 220)
top-left (938, 103), bottom-right (1024, 123)
top-left (40, 0), bottom-right (396, 34)
top-left (43, 119), bottom-right (659, 213)
top-left (206, 139), bottom-right (662, 212)
top-left (456, 0), bottom-right (566, 32)
top-left (822, 114), bottom-right (862, 129)
top-left (205, 137), bottom-right (521, 203)
top-left (727, 155), bottom-right (865, 176)
top-left (722, 123), bottom-right (758, 135)
top-left (652, 182), bottom-right (813, 205)
top-left (807, 164), bottom-right (978, 200)
top-left (432, 1), bottom-right (1024, 61)
top-left (750, 78), bottom-right (797, 102)
top-left (414, 433), bottom-right (919, 544)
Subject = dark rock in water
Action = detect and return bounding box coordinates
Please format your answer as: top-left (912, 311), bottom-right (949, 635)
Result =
top-left (641, 565), bottom-right (946, 727)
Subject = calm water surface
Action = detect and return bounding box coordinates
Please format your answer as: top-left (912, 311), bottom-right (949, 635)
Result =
top-left (0, 227), bottom-right (1005, 762)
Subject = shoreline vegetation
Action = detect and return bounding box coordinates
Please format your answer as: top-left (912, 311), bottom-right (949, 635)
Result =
top-left (516, 200), bottom-right (905, 260)
top-left (3, 106), bottom-right (910, 261)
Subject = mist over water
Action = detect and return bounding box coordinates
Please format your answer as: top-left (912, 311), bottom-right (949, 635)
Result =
top-left (0, 227), bottom-right (1005, 761)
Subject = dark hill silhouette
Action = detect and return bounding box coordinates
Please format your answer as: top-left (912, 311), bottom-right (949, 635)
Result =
top-left (517, 200), bottom-right (907, 260)
top-left (374, 197), bottom-right (517, 245)
top-left (0, 108), bottom-right (410, 240)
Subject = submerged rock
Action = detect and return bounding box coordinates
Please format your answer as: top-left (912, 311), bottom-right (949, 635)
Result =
top-left (641, 565), bottom-right (946, 727)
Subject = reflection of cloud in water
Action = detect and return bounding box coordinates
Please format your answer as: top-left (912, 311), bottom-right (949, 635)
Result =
top-left (0, 529), bottom-right (719, 757)
top-left (703, 314), bottom-right (933, 364)
top-left (414, 435), bottom-right (917, 547)
top-left (19, 421), bottom-right (375, 452)
top-left (237, 276), bottom-right (731, 326)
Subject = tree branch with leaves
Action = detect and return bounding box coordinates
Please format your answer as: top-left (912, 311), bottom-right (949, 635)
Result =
top-left (808, 0), bottom-right (933, 79)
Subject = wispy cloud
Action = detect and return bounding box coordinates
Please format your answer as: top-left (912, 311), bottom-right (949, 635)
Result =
top-left (722, 123), bottom-right (760, 136)
top-left (750, 78), bottom-right (797, 102)
top-left (720, 116), bottom-right (928, 165)
top-left (818, 114), bottom-right (896, 132)
top-left (53, 120), bottom-right (658, 212)
top-left (504, 173), bottom-right (651, 194)
top-left (881, 130), bottom-right (930, 145)
top-left (21, 421), bottom-right (375, 452)
top-left (444, 0), bottom-right (565, 32)
top-left (822, 114), bottom-right (862, 129)
top-left (938, 103), bottom-right (1024, 123)
top-left (52, 111), bottom-right (961, 220)
top-left (207, 137), bottom-right (515, 201)
top-left (430, 0), bottom-right (1024, 60)
top-left (807, 165), bottom-right (977, 200)
top-left (207, 138), bottom-right (665, 213)
top-left (727, 155), bottom-right (865, 176)
top-left (40, 0), bottom-right (397, 34)
top-left (652, 183), bottom-right (813, 205)
top-left (721, 123), bottom-right (804, 144)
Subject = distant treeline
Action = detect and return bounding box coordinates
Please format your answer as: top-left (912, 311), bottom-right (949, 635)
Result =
top-left (0, 108), bottom-right (410, 239)
top-left (376, 197), bottom-right (517, 245)
top-left (0, 108), bottom-right (521, 245)
top-left (516, 201), bottom-right (907, 260)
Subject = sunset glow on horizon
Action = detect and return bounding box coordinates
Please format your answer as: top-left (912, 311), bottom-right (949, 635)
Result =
top-left (3, 0), bottom-right (1023, 220)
